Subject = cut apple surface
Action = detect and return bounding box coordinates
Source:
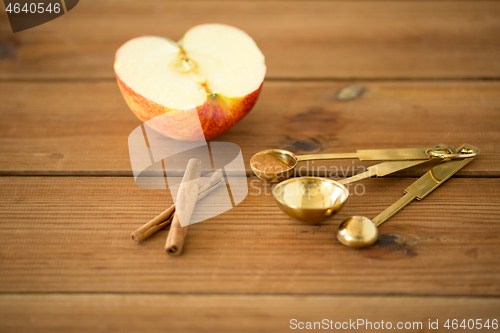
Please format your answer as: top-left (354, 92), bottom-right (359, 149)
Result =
top-left (114, 24), bottom-right (266, 141)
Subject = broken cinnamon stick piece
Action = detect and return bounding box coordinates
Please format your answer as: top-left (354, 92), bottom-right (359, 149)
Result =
top-left (198, 171), bottom-right (222, 194)
top-left (131, 205), bottom-right (175, 243)
top-left (165, 158), bottom-right (202, 255)
top-left (131, 171), bottom-right (223, 243)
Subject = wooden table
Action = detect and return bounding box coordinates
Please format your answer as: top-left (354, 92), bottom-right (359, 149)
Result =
top-left (1, 1), bottom-right (500, 331)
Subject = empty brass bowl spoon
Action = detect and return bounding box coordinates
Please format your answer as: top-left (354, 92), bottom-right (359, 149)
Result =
top-left (337, 145), bottom-right (479, 248)
top-left (271, 158), bottom-right (440, 224)
top-left (273, 177), bottom-right (349, 224)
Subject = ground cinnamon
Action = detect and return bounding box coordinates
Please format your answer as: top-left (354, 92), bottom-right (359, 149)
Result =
top-left (250, 153), bottom-right (290, 173)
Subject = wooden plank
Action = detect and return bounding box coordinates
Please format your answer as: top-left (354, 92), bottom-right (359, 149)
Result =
top-left (0, 176), bottom-right (499, 295)
top-left (0, 294), bottom-right (499, 333)
top-left (0, 81), bottom-right (498, 176)
top-left (1, 1), bottom-right (500, 79)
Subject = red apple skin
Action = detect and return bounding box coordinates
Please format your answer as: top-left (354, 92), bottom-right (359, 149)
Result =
top-left (117, 75), bottom-right (263, 141)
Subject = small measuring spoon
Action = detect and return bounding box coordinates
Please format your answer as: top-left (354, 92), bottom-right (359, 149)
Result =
top-left (337, 144), bottom-right (479, 248)
top-left (251, 144), bottom-right (474, 182)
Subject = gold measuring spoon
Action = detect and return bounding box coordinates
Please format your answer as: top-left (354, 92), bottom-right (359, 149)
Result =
top-left (337, 144), bottom-right (480, 248)
top-left (251, 144), bottom-right (474, 182)
top-left (273, 158), bottom-right (437, 224)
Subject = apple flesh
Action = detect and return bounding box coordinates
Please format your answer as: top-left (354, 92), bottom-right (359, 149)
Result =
top-left (114, 24), bottom-right (266, 141)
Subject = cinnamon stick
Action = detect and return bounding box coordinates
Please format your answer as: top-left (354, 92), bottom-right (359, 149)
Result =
top-left (165, 213), bottom-right (187, 255)
top-left (131, 205), bottom-right (175, 243)
top-left (165, 158), bottom-right (202, 255)
top-left (131, 171), bottom-right (223, 243)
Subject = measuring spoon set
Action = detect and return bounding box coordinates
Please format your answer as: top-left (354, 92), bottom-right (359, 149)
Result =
top-left (250, 143), bottom-right (480, 248)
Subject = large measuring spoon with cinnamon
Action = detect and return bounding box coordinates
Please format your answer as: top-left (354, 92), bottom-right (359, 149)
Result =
top-left (250, 144), bottom-right (475, 182)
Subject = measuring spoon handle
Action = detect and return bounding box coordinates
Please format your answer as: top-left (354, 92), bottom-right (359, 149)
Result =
top-left (371, 144), bottom-right (480, 227)
top-left (372, 194), bottom-right (416, 227)
top-left (296, 152), bottom-right (358, 161)
top-left (296, 144), bottom-right (453, 162)
top-left (336, 160), bottom-right (429, 185)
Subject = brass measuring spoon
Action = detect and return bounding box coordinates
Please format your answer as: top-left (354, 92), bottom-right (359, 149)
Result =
top-left (251, 144), bottom-right (474, 182)
top-left (337, 144), bottom-right (480, 248)
top-left (273, 157), bottom-right (444, 224)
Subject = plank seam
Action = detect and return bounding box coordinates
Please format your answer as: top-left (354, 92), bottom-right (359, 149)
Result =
top-left (1, 77), bottom-right (500, 83)
top-left (0, 173), bottom-right (497, 178)
top-left (0, 292), bottom-right (498, 299)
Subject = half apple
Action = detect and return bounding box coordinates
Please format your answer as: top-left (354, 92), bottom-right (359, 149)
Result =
top-left (114, 24), bottom-right (266, 141)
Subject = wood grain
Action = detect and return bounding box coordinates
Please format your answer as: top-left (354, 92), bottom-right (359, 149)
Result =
top-left (0, 0), bottom-right (499, 330)
top-left (0, 176), bottom-right (499, 296)
top-left (0, 294), bottom-right (499, 333)
top-left (1, 1), bottom-right (500, 79)
top-left (0, 81), bottom-right (498, 176)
